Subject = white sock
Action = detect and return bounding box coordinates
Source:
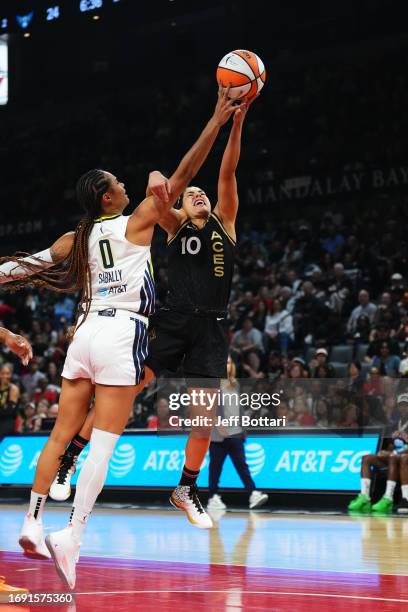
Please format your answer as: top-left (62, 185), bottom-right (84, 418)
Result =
top-left (29, 490), bottom-right (47, 521)
top-left (361, 478), bottom-right (371, 498)
top-left (384, 480), bottom-right (397, 500)
top-left (69, 428), bottom-right (119, 542)
top-left (401, 484), bottom-right (408, 500)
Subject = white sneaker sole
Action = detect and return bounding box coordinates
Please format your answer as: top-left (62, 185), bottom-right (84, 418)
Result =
top-left (169, 495), bottom-right (213, 529)
top-left (249, 495), bottom-right (269, 510)
top-left (45, 535), bottom-right (75, 591)
top-left (49, 487), bottom-right (72, 502)
top-left (18, 535), bottom-right (51, 560)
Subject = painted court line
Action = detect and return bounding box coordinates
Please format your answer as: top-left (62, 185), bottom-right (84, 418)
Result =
top-left (73, 590), bottom-right (408, 603)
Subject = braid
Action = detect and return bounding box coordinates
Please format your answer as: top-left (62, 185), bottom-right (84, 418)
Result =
top-left (0, 169), bottom-right (111, 334)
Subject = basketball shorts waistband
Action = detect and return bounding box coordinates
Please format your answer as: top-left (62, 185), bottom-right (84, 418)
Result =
top-left (86, 308), bottom-right (148, 326)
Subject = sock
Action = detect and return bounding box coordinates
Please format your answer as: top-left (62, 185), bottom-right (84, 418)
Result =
top-left (29, 490), bottom-right (47, 521)
top-left (69, 428), bottom-right (119, 542)
top-left (66, 434), bottom-right (89, 457)
top-left (361, 478), bottom-right (371, 498)
top-left (179, 465), bottom-right (200, 486)
top-left (384, 480), bottom-right (397, 501)
top-left (402, 484), bottom-right (408, 500)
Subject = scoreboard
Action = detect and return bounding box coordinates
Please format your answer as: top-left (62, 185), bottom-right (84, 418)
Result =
top-left (1, 0), bottom-right (124, 34)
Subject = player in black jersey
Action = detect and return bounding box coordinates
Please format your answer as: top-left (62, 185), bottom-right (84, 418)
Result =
top-left (145, 98), bottom-right (252, 528)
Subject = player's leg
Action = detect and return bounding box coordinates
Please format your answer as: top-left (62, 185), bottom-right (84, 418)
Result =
top-left (348, 453), bottom-right (389, 512)
top-left (207, 441), bottom-right (228, 510)
top-left (171, 316), bottom-right (228, 527)
top-left (396, 453), bottom-right (408, 514)
top-left (372, 454), bottom-right (399, 513)
top-left (45, 383), bottom-right (138, 590)
top-left (49, 405), bottom-right (95, 502)
top-left (19, 377), bottom-right (94, 559)
top-left (227, 437), bottom-right (269, 509)
top-left (170, 383), bottom-right (216, 528)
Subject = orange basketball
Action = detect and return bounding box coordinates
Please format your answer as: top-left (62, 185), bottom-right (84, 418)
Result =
top-left (216, 49), bottom-right (266, 100)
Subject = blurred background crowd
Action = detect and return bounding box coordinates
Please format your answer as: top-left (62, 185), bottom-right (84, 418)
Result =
top-left (1, 0), bottom-right (407, 435)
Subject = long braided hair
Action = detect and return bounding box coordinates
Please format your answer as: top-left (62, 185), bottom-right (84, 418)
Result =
top-left (0, 169), bottom-right (111, 332)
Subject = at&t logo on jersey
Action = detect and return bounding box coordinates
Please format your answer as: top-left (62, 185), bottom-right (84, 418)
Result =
top-left (0, 443), bottom-right (23, 476)
top-left (245, 443), bottom-right (266, 476)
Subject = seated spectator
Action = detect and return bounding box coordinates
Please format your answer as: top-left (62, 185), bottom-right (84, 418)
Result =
top-left (374, 292), bottom-right (401, 331)
top-left (327, 262), bottom-right (353, 315)
top-left (265, 351), bottom-right (284, 382)
top-left (351, 314), bottom-right (371, 344)
top-left (38, 402), bottom-right (59, 432)
top-left (230, 318), bottom-right (264, 359)
top-left (293, 281), bottom-right (328, 346)
top-left (288, 357), bottom-right (309, 379)
top-left (338, 403), bottom-right (359, 428)
top-left (33, 378), bottom-right (58, 406)
top-left (21, 402), bottom-right (37, 433)
top-left (366, 323), bottom-right (400, 361)
top-left (363, 367), bottom-right (384, 397)
top-left (371, 340), bottom-right (400, 377)
top-left (32, 399), bottom-right (50, 432)
top-left (0, 363), bottom-right (20, 436)
top-left (309, 348), bottom-right (335, 378)
top-left (315, 398), bottom-right (330, 428)
top-left (264, 299), bottom-right (294, 354)
top-left (348, 361), bottom-right (364, 392)
top-left (293, 396), bottom-right (316, 426)
top-left (347, 290), bottom-right (377, 335)
top-left (21, 359), bottom-right (46, 399)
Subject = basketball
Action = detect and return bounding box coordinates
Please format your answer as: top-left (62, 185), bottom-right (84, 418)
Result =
top-left (216, 49), bottom-right (266, 100)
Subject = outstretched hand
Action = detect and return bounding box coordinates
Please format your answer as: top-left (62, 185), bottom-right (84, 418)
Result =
top-left (148, 171), bottom-right (172, 203)
top-left (4, 331), bottom-right (33, 365)
top-left (233, 93), bottom-right (259, 125)
top-left (212, 84), bottom-right (244, 127)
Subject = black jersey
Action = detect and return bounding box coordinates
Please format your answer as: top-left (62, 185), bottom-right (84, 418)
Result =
top-left (165, 212), bottom-right (235, 312)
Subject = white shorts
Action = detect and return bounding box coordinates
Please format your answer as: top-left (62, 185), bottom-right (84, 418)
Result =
top-left (62, 310), bottom-right (148, 386)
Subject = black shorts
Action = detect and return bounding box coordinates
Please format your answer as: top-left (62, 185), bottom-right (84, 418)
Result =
top-left (145, 309), bottom-right (229, 378)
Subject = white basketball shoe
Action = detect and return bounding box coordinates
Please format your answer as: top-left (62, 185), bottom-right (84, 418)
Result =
top-left (19, 513), bottom-right (51, 560)
top-left (45, 525), bottom-right (80, 591)
top-left (49, 453), bottom-right (78, 502)
top-left (170, 485), bottom-right (213, 529)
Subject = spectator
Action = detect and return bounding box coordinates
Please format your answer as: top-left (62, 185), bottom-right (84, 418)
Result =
top-left (351, 314), bottom-right (371, 344)
top-left (293, 281), bottom-right (328, 345)
top-left (264, 299), bottom-right (294, 354)
top-left (20, 402), bottom-right (37, 433)
top-left (0, 364), bottom-right (20, 436)
top-left (39, 403), bottom-right (59, 432)
top-left (371, 341), bottom-right (400, 377)
top-left (347, 290), bottom-right (378, 334)
top-left (366, 323), bottom-right (400, 361)
top-left (21, 359), bottom-right (46, 399)
top-left (309, 348), bottom-right (335, 378)
top-left (230, 318), bottom-right (264, 359)
top-left (348, 361), bottom-right (364, 392)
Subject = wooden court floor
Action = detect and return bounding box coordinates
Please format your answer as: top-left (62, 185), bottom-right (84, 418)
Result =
top-left (1, 504), bottom-right (408, 611)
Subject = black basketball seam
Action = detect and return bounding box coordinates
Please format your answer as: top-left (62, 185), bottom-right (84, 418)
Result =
top-left (232, 51), bottom-right (258, 81)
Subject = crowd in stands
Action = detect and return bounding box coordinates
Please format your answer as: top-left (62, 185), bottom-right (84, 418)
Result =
top-left (2, 192), bottom-right (408, 435)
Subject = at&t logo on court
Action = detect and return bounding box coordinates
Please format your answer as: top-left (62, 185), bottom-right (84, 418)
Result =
top-left (0, 444), bottom-right (23, 476)
top-left (109, 443), bottom-right (136, 478)
top-left (245, 443), bottom-right (265, 476)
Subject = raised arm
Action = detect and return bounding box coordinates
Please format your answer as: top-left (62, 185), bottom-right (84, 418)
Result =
top-left (213, 98), bottom-right (253, 241)
top-left (0, 232), bottom-right (75, 285)
top-left (126, 87), bottom-right (240, 243)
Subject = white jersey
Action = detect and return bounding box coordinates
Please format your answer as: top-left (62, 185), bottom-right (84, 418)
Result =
top-left (87, 214), bottom-right (155, 316)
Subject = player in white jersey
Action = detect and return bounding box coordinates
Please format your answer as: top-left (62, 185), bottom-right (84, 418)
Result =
top-left (0, 87), bottom-right (240, 589)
